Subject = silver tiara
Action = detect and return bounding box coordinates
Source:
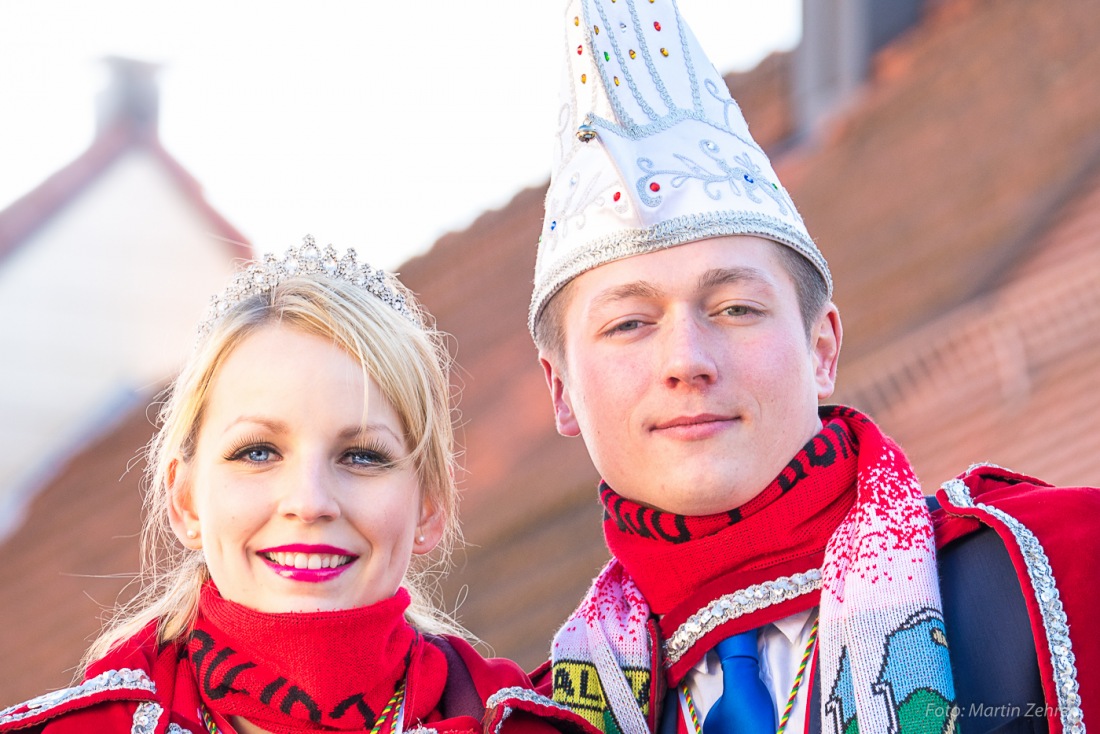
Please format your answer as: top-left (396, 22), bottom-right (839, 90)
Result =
top-left (197, 236), bottom-right (419, 339)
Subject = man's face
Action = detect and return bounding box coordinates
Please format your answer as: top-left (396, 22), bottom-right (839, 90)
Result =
top-left (540, 235), bottom-right (841, 515)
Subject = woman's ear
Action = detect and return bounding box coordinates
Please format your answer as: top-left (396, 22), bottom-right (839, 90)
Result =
top-left (166, 458), bottom-right (202, 550)
top-left (412, 494), bottom-right (445, 555)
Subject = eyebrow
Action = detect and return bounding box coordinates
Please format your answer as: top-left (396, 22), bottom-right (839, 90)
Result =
top-left (224, 417), bottom-right (403, 443)
top-left (591, 266), bottom-right (775, 310)
top-left (591, 280), bottom-right (664, 310)
top-left (697, 266), bottom-right (775, 291)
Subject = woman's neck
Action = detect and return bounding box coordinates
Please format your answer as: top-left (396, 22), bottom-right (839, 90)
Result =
top-left (230, 715), bottom-right (272, 734)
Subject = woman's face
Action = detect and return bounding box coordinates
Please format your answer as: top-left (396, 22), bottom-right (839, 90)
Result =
top-left (170, 323), bottom-right (442, 613)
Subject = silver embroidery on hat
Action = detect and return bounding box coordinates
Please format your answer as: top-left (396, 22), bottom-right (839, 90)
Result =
top-left (663, 568), bottom-right (823, 665)
top-left (942, 468), bottom-right (1084, 734)
top-left (531, 0), bottom-right (831, 337)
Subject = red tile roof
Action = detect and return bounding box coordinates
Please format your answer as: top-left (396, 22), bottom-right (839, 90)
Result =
top-left (2, 0), bottom-right (1099, 703)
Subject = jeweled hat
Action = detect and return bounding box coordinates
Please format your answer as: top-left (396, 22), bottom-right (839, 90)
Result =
top-left (530, 0), bottom-right (831, 336)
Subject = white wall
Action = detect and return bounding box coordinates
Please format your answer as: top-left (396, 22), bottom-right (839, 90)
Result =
top-left (0, 149), bottom-right (241, 533)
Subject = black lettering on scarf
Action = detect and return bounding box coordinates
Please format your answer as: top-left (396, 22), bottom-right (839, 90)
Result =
top-left (578, 669), bottom-right (602, 703)
top-left (280, 686), bottom-right (322, 723)
top-left (203, 647), bottom-right (256, 700)
top-left (553, 667), bottom-right (576, 698)
top-left (823, 421), bottom-right (856, 460)
top-left (189, 629), bottom-right (215, 669)
top-left (636, 679), bottom-right (650, 709)
top-left (189, 630), bottom-right (255, 699)
top-left (778, 421), bottom-right (857, 493)
top-left (259, 677), bottom-right (287, 705)
top-left (806, 433), bottom-right (838, 468)
top-left (614, 497), bottom-right (655, 539)
top-left (650, 511), bottom-right (691, 544)
top-left (606, 491), bottom-right (694, 544)
top-left (331, 693), bottom-right (375, 725)
top-left (778, 454), bottom-right (809, 492)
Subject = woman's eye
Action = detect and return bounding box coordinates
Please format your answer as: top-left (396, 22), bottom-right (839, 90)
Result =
top-left (345, 450), bottom-right (392, 467)
top-left (229, 445), bottom-right (277, 463)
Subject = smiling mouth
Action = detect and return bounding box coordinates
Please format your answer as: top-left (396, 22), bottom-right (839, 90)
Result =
top-left (260, 552), bottom-right (355, 570)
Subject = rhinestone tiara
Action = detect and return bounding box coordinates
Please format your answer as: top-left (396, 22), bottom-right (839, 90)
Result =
top-left (197, 236), bottom-right (419, 339)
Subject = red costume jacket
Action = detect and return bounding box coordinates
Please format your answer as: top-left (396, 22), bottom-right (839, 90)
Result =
top-left (0, 629), bottom-right (589, 734)
top-left (527, 464), bottom-right (1098, 734)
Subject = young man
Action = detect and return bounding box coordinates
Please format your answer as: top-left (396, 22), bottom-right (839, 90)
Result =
top-left (504, 1), bottom-right (1098, 733)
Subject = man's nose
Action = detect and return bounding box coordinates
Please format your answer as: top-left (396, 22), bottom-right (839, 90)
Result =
top-left (660, 314), bottom-right (719, 388)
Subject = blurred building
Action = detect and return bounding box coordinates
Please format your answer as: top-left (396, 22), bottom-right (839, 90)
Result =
top-left (2, 0), bottom-right (1099, 706)
top-left (0, 58), bottom-right (248, 696)
top-left (0, 58), bottom-right (249, 535)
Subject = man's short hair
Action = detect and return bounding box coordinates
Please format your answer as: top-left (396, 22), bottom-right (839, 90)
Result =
top-left (532, 241), bottom-right (830, 360)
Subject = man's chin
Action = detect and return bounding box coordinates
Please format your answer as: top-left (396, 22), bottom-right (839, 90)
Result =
top-left (627, 478), bottom-right (762, 517)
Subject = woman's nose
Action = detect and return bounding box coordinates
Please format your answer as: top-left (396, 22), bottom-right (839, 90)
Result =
top-left (277, 460), bottom-right (341, 522)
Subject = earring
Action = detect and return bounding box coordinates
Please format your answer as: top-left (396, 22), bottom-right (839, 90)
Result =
top-left (186, 529), bottom-right (198, 539)
top-left (416, 534), bottom-right (426, 545)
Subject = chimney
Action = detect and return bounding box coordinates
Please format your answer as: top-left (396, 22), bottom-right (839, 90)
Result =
top-left (793, 0), bottom-right (924, 138)
top-left (96, 57), bottom-right (161, 140)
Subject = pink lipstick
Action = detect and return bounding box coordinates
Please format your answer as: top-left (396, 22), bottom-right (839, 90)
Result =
top-left (257, 544), bottom-right (358, 582)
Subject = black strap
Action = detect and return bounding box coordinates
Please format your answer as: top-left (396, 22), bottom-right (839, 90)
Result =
top-left (425, 635), bottom-right (485, 721)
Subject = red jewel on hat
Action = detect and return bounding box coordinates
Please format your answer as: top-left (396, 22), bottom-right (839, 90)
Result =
top-left (654, 21), bottom-right (662, 31)
top-left (650, 182), bottom-right (661, 192)
top-left (613, 191), bottom-right (622, 202)
top-left (577, 45), bottom-right (583, 55)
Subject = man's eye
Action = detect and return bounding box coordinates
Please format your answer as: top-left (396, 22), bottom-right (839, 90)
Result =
top-left (723, 305), bottom-right (755, 317)
top-left (609, 319), bottom-right (642, 334)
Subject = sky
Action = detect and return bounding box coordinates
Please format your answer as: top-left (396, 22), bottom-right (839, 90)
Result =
top-left (0, 1), bottom-right (801, 271)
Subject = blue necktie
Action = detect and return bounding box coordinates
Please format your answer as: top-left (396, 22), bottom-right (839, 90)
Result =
top-left (701, 630), bottom-right (776, 734)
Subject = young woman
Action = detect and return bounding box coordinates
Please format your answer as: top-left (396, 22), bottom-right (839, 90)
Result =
top-left (0, 238), bottom-right (585, 734)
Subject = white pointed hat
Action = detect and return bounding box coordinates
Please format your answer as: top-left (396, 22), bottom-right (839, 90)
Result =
top-left (530, 0), bottom-right (831, 336)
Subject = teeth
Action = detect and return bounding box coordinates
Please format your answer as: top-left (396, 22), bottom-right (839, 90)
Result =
top-left (263, 552), bottom-right (352, 569)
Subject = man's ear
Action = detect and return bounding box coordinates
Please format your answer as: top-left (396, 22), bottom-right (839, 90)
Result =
top-left (413, 494), bottom-right (445, 556)
top-left (166, 458), bottom-right (202, 550)
top-left (539, 352), bottom-right (581, 438)
top-left (811, 303), bottom-right (843, 400)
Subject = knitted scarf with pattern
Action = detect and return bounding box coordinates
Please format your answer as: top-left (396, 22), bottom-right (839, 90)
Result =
top-left (550, 406), bottom-right (958, 734)
top-left (189, 584), bottom-right (446, 733)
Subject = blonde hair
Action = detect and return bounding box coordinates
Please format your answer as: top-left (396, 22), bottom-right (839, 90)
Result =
top-left (84, 273), bottom-right (463, 668)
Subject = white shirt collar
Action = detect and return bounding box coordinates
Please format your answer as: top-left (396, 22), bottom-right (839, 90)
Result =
top-left (689, 607), bottom-right (817, 674)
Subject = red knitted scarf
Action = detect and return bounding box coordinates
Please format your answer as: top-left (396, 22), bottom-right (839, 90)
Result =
top-left (602, 406), bottom-right (859, 652)
top-left (553, 407), bottom-right (955, 733)
top-left (188, 584), bottom-right (446, 733)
